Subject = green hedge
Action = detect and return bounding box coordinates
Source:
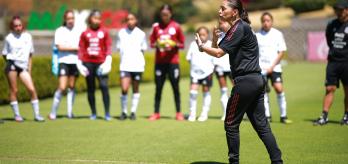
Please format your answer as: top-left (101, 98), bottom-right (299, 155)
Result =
top-left (0, 52), bottom-right (190, 104)
top-left (284, 0), bottom-right (326, 14)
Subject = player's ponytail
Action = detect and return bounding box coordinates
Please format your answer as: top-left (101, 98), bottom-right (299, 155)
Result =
top-left (226, 0), bottom-right (251, 24)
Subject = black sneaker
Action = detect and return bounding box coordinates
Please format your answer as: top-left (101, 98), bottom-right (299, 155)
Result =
top-left (266, 116), bottom-right (272, 123)
top-left (280, 117), bottom-right (292, 124)
top-left (313, 116), bottom-right (328, 126)
top-left (119, 113), bottom-right (127, 121)
top-left (130, 112), bottom-right (136, 120)
top-left (341, 116), bottom-right (348, 125)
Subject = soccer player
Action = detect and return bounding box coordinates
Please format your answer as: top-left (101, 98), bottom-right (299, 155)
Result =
top-left (77, 10), bottom-right (112, 121)
top-left (256, 12), bottom-right (292, 124)
top-left (2, 16), bottom-right (44, 122)
top-left (116, 13), bottom-right (147, 120)
top-left (186, 26), bottom-right (215, 122)
top-left (214, 18), bottom-right (232, 121)
top-left (49, 10), bottom-right (81, 120)
top-left (195, 0), bottom-right (283, 163)
top-left (149, 4), bottom-right (185, 121)
top-left (314, 0), bottom-right (348, 126)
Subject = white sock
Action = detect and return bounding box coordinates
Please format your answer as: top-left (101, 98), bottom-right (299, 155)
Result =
top-left (67, 88), bottom-right (75, 116)
top-left (202, 92), bottom-right (211, 114)
top-left (31, 99), bottom-right (40, 117)
top-left (51, 90), bottom-right (62, 116)
top-left (10, 101), bottom-right (20, 116)
top-left (264, 93), bottom-right (271, 117)
top-left (220, 87), bottom-right (228, 115)
top-left (189, 90), bottom-right (198, 115)
top-left (121, 94), bottom-right (128, 114)
top-left (131, 93), bottom-right (141, 113)
top-left (277, 92), bottom-right (287, 118)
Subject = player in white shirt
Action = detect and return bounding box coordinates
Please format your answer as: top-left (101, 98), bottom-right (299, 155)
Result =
top-left (116, 13), bottom-right (147, 120)
top-left (187, 27), bottom-right (215, 122)
top-left (2, 16), bottom-right (44, 122)
top-left (48, 10), bottom-right (82, 120)
top-left (256, 12), bottom-right (291, 124)
top-left (213, 18), bottom-right (233, 121)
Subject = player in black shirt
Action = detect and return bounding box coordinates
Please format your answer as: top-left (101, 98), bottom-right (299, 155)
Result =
top-left (195, 0), bottom-right (282, 163)
top-left (314, 0), bottom-right (348, 126)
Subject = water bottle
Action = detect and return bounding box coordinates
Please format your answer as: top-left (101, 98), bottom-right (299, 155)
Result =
top-left (52, 45), bottom-right (59, 76)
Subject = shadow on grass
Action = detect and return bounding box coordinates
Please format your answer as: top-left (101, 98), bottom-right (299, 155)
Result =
top-left (190, 162), bottom-right (226, 164)
top-left (140, 116), bottom-right (173, 120)
top-left (304, 118), bottom-right (341, 125)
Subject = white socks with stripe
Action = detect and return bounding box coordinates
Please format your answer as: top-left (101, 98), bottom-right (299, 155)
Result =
top-left (264, 93), bottom-right (271, 117)
top-left (189, 90), bottom-right (198, 115)
top-left (10, 101), bottom-right (20, 117)
top-left (67, 88), bottom-right (75, 116)
top-left (121, 94), bottom-right (128, 114)
top-left (277, 92), bottom-right (287, 118)
top-left (31, 99), bottom-right (40, 117)
top-left (220, 87), bottom-right (229, 119)
top-left (131, 93), bottom-right (140, 113)
top-left (202, 92), bottom-right (211, 114)
top-left (51, 90), bottom-right (62, 116)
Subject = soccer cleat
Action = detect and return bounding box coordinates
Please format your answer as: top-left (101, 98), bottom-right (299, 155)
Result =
top-left (149, 113), bottom-right (160, 121)
top-left (119, 113), bottom-right (127, 121)
top-left (176, 112), bottom-right (184, 121)
top-left (90, 114), bottom-right (97, 120)
top-left (280, 117), bottom-right (292, 124)
top-left (15, 115), bottom-right (24, 122)
top-left (130, 112), bottom-right (136, 120)
top-left (105, 115), bottom-right (112, 121)
top-left (67, 113), bottom-right (74, 119)
top-left (48, 113), bottom-right (56, 120)
top-left (341, 116), bottom-right (348, 125)
top-left (188, 113), bottom-right (196, 122)
top-left (34, 115), bottom-right (45, 122)
top-left (313, 116), bottom-right (328, 126)
top-left (198, 113), bottom-right (208, 122)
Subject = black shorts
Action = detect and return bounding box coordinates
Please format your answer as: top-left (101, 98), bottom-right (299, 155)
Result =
top-left (266, 72), bottom-right (283, 84)
top-left (325, 61), bottom-right (348, 88)
top-left (120, 71), bottom-right (142, 81)
top-left (4, 60), bottom-right (26, 74)
top-left (58, 63), bottom-right (79, 77)
top-left (191, 75), bottom-right (213, 87)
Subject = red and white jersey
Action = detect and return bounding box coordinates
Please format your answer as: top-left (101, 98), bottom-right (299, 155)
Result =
top-left (150, 20), bottom-right (185, 64)
top-left (78, 27), bottom-right (112, 64)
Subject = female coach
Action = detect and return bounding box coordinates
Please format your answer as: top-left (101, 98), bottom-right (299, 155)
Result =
top-left (195, 0), bottom-right (283, 163)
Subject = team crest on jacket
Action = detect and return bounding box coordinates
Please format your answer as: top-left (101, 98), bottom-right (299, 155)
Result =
top-left (345, 27), bottom-right (348, 34)
top-left (169, 27), bottom-right (176, 35)
top-left (87, 33), bottom-right (91, 38)
top-left (98, 31), bottom-right (104, 38)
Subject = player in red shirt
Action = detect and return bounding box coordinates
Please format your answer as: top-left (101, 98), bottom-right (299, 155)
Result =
top-left (149, 4), bottom-right (185, 121)
top-left (77, 10), bottom-right (112, 121)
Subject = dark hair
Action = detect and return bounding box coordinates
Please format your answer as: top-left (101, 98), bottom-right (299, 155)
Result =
top-left (62, 10), bottom-right (74, 26)
top-left (9, 15), bottom-right (22, 30)
top-left (196, 26), bottom-right (210, 34)
top-left (261, 12), bottom-right (273, 21)
top-left (226, 0), bottom-right (251, 24)
top-left (160, 4), bottom-right (173, 14)
top-left (86, 9), bottom-right (101, 27)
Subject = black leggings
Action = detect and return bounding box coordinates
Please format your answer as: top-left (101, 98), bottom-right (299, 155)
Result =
top-left (84, 62), bottom-right (110, 116)
top-left (154, 64), bottom-right (181, 113)
top-left (225, 74), bottom-right (282, 164)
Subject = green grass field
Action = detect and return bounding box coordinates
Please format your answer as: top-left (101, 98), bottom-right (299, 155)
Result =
top-left (0, 62), bottom-right (348, 164)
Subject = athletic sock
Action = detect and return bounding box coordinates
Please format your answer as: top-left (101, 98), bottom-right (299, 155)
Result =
top-left (31, 99), bottom-right (40, 117)
top-left (264, 93), bottom-right (271, 117)
top-left (202, 91), bottom-right (211, 114)
top-left (277, 92), bottom-right (287, 118)
top-left (189, 90), bottom-right (198, 115)
top-left (67, 88), bottom-right (75, 116)
top-left (220, 87), bottom-right (228, 114)
top-left (131, 93), bottom-right (141, 113)
top-left (51, 90), bottom-right (62, 116)
top-left (10, 101), bottom-right (20, 116)
top-left (121, 94), bottom-right (128, 114)
top-left (322, 111), bottom-right (328, 120)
